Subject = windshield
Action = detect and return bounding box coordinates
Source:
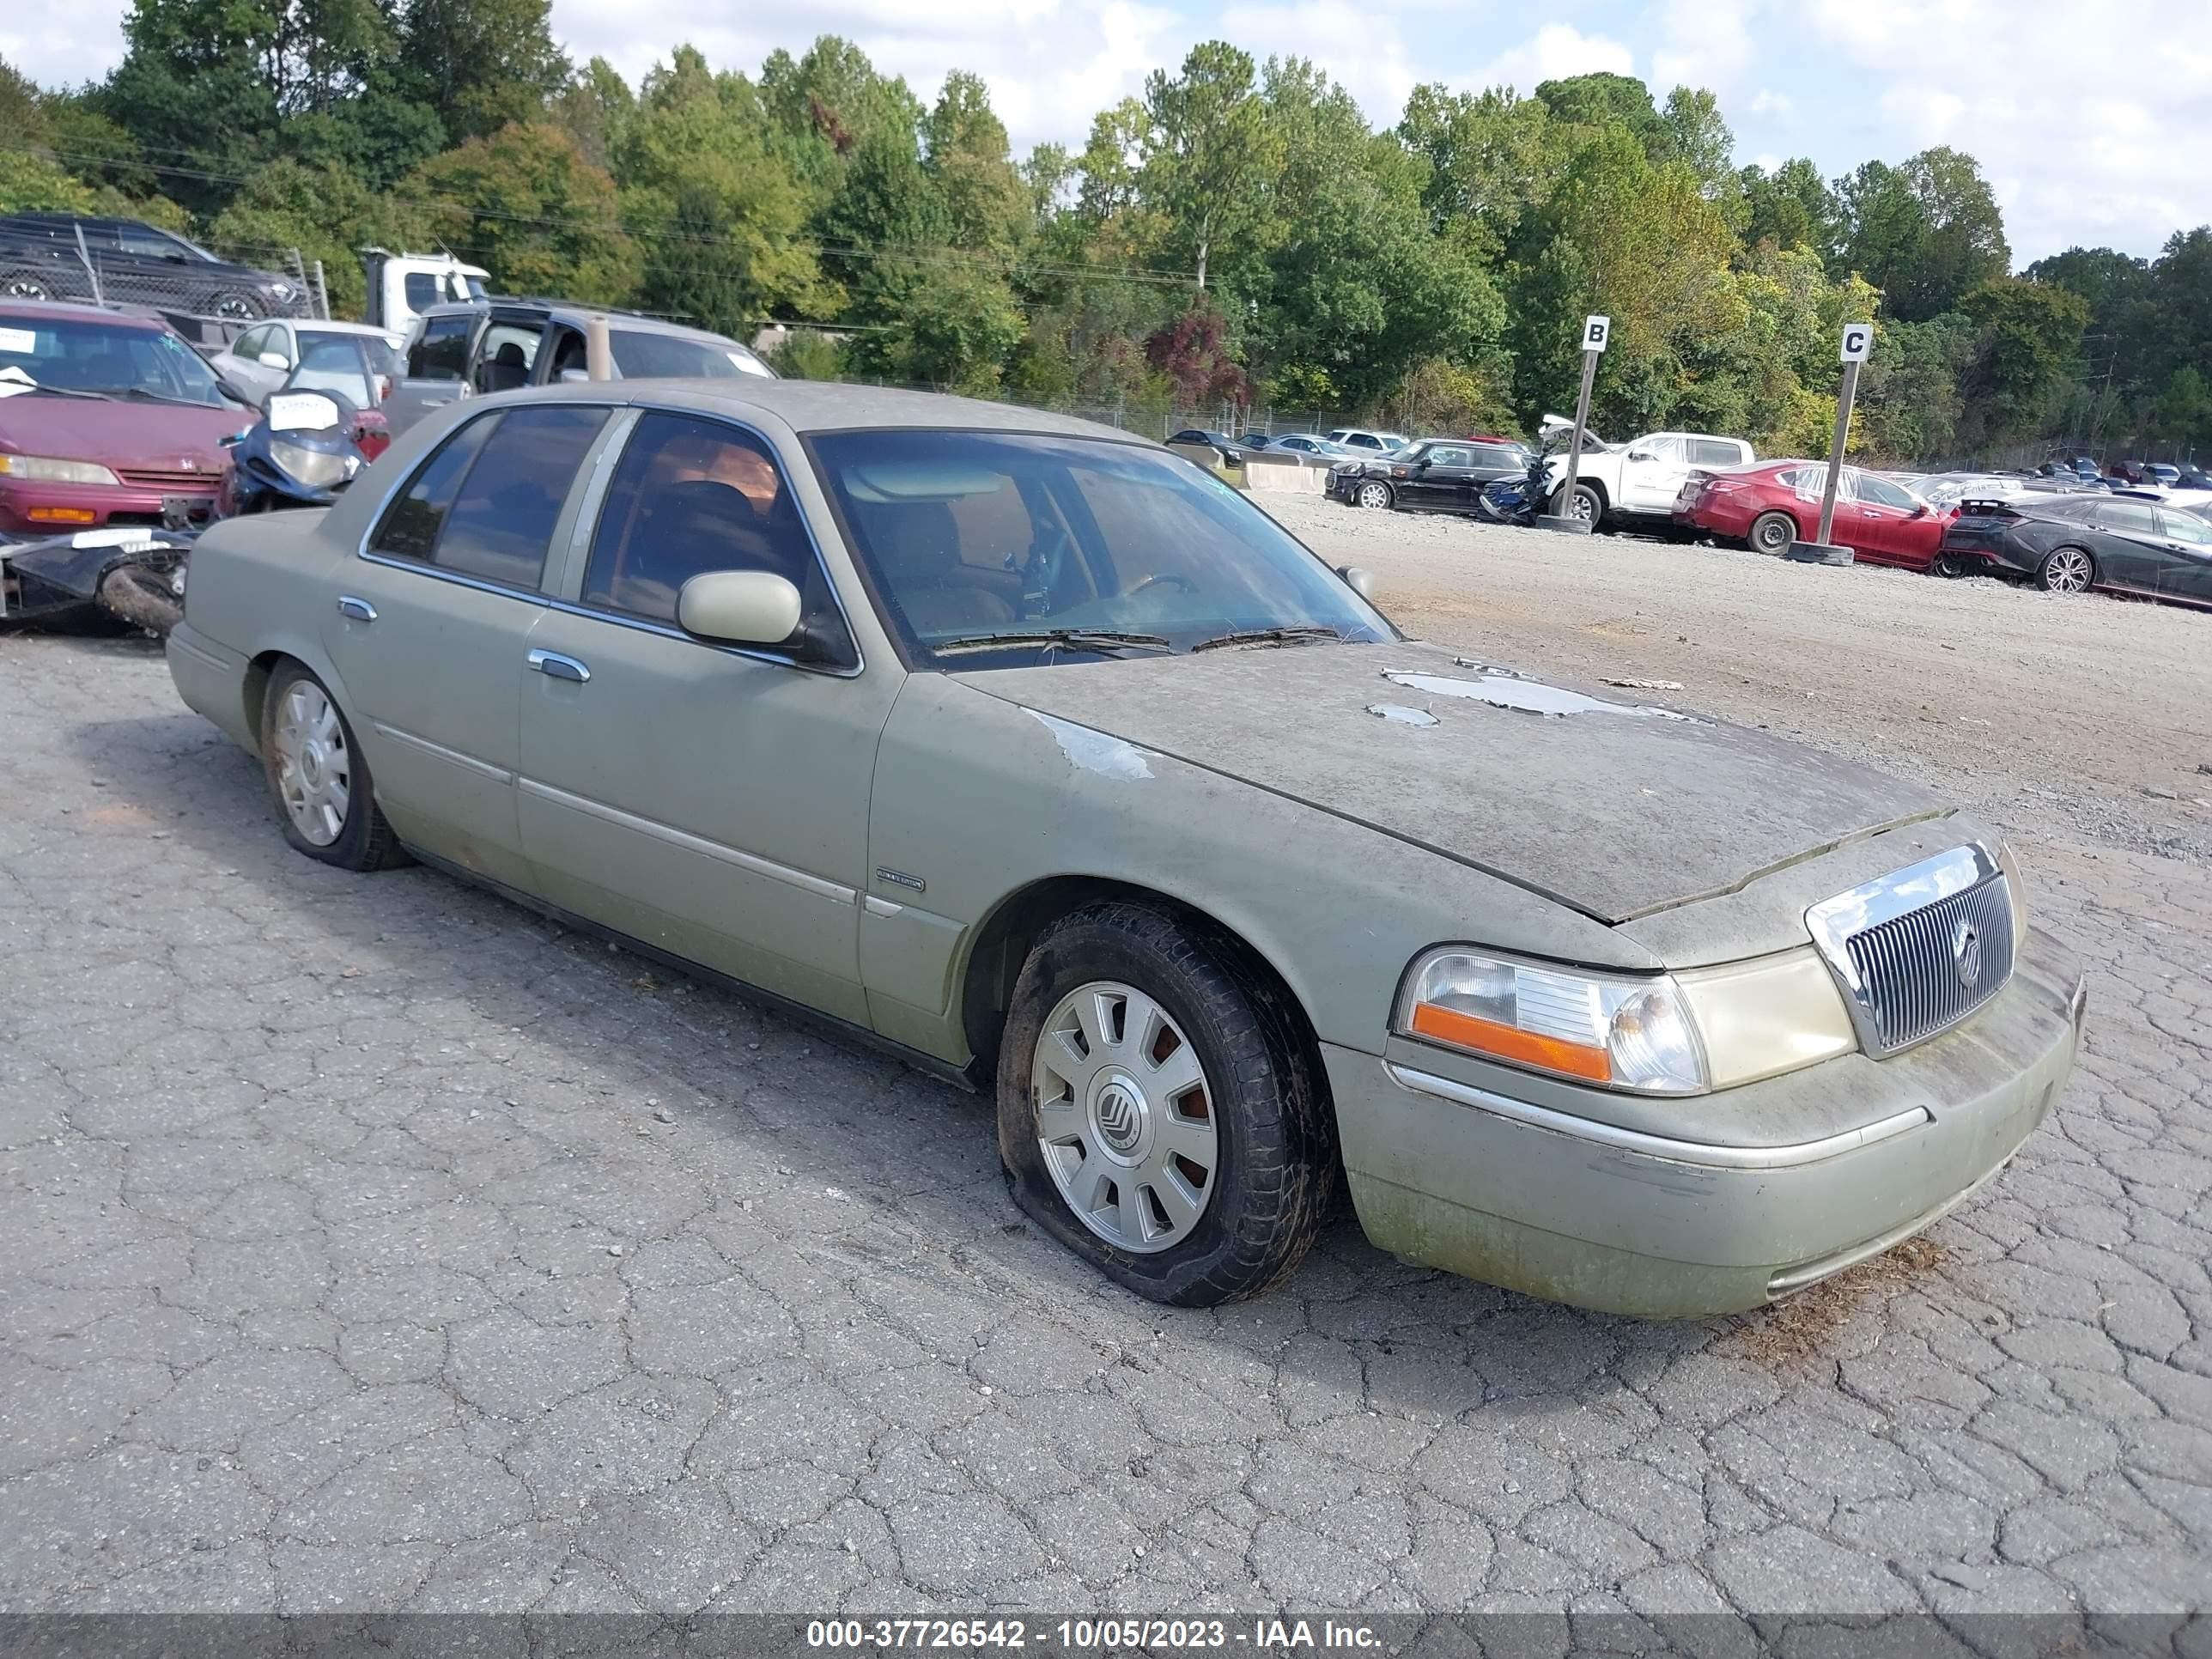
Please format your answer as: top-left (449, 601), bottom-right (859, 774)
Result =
top-left (0, 314), bottom-right (228, 405)
top-left (609, 330), bottom-right (775, 380)
top-left (815, 430), bottom-right (1392, 668)
top-left (288, 334), bottom-right (386, 405)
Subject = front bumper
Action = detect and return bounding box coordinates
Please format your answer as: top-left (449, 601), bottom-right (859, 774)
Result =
top-left (0, 479), bottom-right (219, 535)
top-left (1329, 924), bottom-right (2085, 1316)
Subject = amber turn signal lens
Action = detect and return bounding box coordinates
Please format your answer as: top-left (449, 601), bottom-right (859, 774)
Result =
top-left (1409, 1001), bottom-right (1613, 1083)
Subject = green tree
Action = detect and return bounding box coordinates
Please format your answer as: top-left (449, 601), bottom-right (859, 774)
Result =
top-left (2152, 365), bottom-right (2212, 447)
top-left (1835, 147), bottom-right (2008, 320)
top-left (550, 57), bottom-right (635, 171)
top-left (1656, 86), bottom-right (1736, 212)
top-left (205, 155), bottom-right (434, 313)
top-left (1533, 71), bottom-right (1665, 154)
top-left (615, 46), bottom-right (832, 327)
top-left (1397, 83), bottom-right (1561, 263)
top-left (402, 121), bottom-right (639, 301)
top-left (923, 71), bottom-right (1028, 254)
top-left (1741, 158), bottom-right (1838, 262)
top-left (1140, 41), bottom-right (1282, 290)
top-left (394, 0), bottom-right (568, 143)
top-left (1019, 142), bottom-right (1073, 229)
top-left (1954, 276), bottom-right (2088, 447)
top-left (866, 262), bottom-right (1025, 392)
top-left (0, 150), bottom-right (98, 214)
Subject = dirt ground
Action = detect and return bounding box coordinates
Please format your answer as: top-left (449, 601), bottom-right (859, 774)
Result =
top-left (1266, 494), bottom-right (2212, 867)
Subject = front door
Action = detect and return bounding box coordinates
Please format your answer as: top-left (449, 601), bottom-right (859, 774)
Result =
top-left (320, 402), bottom-right (615, 888)
top-left (514, 409), bottom-right (896, 1026)
top-left (382, 312), bottom-right (474, 438)
top-left (2085, 499), bottom-right (2169, 593)
top-left (1403, 444), bottom-right (1476, 511)
top-left (1618, 436), bottom-right (1688, 514)
top-left (2155, 506), bottom-right (2212, 605)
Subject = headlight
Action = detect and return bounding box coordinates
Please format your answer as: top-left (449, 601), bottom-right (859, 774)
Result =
top-left (1399, 945), bottom-right (1861, 1095)
top-left (0, 453), bottom-right (122, 486)
top-left (268, 439), bottom-right (351, 489)
top-left (1398, 949), bottom-right (1708, 1095)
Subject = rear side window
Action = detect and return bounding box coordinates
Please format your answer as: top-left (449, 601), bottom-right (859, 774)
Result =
top-left (2095, 501), bottom-right (2160, 534)
top-left (369, 406), bottom-right (609, 586)
top-left (408, 316), bottom-right (471, 381)
top-left (1687, 440), bottom-right (1743, 466)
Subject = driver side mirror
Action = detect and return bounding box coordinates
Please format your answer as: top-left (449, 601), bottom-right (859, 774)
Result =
top-left (258, 352), bottom-right (290, 371)
top-left (677, 570), bottom-right (804, 648)
top-left (1337, 565), bottom-right (1376, 599)
top-left (1909, 503), bottom-right (1929, 519)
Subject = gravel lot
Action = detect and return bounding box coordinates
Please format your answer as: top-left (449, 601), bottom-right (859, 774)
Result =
top-left (2, 501), bottom-right (2209, 1626)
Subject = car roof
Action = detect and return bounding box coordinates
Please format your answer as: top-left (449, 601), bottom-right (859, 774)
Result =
top-left (475, 377), bottom-right (1152, 443)
top-left (293, 319), bottom-right (405, 338)
top-left (411, 299), bottom-right (740, 345)
top-left (0, 299), bottom-right (167, 332)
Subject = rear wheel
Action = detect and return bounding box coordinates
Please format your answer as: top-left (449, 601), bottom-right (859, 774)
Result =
top-left (96, 564), bottom-right (184, 635)
top-left (2039, 545), bottom-right (2094, 593)
top-left (1355, 479), bottom-right (1394, 510)
top-left (1749, 511), bottom-right (1796, 555)
top-left (260, 663), bottom-right (410, 871)
top-left (1, 269), bottom-right (54, 302)
top-left (209, 290), bottom-right (264, 322)
top-left (1932, 551), bottom-right (1977, 579)
top-left (997, 902), bottom-right (1335, 1306)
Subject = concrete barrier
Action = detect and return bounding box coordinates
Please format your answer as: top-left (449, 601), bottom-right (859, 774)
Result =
top-left (1243, 459), bottom-right (1326, 494)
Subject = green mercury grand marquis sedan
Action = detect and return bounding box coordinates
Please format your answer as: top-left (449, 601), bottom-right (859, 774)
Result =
top-left (166, 380), bottom-right (2087, 1316)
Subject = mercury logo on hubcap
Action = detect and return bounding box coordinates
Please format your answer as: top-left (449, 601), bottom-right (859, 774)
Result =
top-left (1093, 1079), bottom-right (1142, 1153)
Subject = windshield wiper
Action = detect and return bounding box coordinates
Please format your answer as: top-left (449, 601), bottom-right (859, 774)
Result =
top-left (1191, 625), bottom-right (1343, 652)
top-left (933, 628), bottom-right (1173, 657)
top-left (13, 383), bottom-right (116, 401)
top-left (99, 386), bottom-right (217, 407)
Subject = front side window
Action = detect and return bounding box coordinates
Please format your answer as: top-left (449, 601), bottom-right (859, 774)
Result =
top-left (404, 273), bottom-right (436, 313)
top-left (1687, 440), bottom-right (1741, 466)
top-left (814, 428), bottom-right (1392, 667)
top-left (1423, 446), bottom-right (1471, 469)
top-left (1859, 475), bottom-right (1917, 510)
top-left (2160, 508), bottom-right (2212, 545)
top-left (369, 406), bottom-right (607, 586)
top-left (581, 412), bottom-right (843, 660)
top-left (409, 316), bottom-right (471, 381)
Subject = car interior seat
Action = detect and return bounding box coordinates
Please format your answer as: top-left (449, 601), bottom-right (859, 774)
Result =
top-left (854, 500), bottom-right (1016, 639)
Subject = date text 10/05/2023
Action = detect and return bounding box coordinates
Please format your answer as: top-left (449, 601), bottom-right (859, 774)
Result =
top-left (805, 1619), bottom-right (1382, 1650)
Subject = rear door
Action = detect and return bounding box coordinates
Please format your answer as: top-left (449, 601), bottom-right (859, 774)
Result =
top-left (2086, 499), bottom-right (2167, 592)
top-left (381, 312), bottom-right (476, 437)
top-left (2154, 506), bottom-right (2212, 605)
top-left (470, 313), bottom-right (548, 395)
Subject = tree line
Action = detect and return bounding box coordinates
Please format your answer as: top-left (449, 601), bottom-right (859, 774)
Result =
top-left (3, 0), bottom-right (2209, 463)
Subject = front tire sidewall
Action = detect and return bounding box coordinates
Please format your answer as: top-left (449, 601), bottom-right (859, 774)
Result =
top-left (996, 904), bottom-right (1333, 1307)
top-left (259, 665), bottom-right (395, 870)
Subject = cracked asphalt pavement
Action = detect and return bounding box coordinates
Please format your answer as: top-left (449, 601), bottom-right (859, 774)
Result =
top-left (2, 520), bottom-right (2209, 1621)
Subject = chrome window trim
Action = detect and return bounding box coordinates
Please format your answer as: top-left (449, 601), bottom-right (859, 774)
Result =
top-left (1804, 843), bottom-right (2005, 1055)
top-left (1385, 1062), bottom-right (1930, 1170)
top-left (566, 399), bottom-right (866, 678)
top-left (358, 547), bottom-right (550, 606)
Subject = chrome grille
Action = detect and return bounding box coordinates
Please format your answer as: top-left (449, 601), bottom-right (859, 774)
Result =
top-left (1806, 846), bottom-right (2016, 1058)
top-left (120, 468), bottom-right (218, 489)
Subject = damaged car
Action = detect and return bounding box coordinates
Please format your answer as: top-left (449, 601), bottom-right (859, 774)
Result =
top-left (167, 383), bottom-right (2086, 1316)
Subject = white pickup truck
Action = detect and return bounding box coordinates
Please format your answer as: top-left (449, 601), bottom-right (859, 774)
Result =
top-left (1542, 418), bottom-right (1754, 530)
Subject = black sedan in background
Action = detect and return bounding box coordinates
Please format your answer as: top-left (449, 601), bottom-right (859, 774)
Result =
top-left (1327, 438), bottom-right (1528, 512)
top-left (0, 214), bottom-right (310, 321)
top-left (1166, 428), bottom-right (1249, 464)
top-left (1940, 493), bottom-right (2212, 609)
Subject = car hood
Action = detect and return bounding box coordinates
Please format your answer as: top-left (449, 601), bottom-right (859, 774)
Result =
top-left (0, 398), bottom-right (244, 475)
top-left (962, 639), bottom-right (1946, 924)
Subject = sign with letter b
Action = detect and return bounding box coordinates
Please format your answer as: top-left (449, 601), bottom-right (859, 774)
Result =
top-left (1839, 322), bottom-right (1873, 362)
top-left (1582, 315), bottom-right (1611, 353)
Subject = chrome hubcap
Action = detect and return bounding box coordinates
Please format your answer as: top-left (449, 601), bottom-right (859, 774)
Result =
top-left (272, 683), bottom-right (350, 846)
top-left (1033, 980), bottom-right (1218, 1255)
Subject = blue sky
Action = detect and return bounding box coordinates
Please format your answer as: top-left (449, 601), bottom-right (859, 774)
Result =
top-left (10, 0), bottom-right (2210, 264)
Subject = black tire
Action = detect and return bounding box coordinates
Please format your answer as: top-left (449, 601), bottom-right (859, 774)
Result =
top-left (996, 902), bottom-right (1336, 1306)
top-left (258, 661), bottom-right (410, 871)
top-left (96, 565), bottom-right (184, 635)
top-left (208, 290), bottom-right (264, 323)
top-left (2039, 545), bottom-right (2095, 594)
top-left (1931, 552), bottom-right (1976, 579)
top-left (1547, 481), bottom-right (1604, 527)
top-left (1749, 511), bottom-right (1796, 555)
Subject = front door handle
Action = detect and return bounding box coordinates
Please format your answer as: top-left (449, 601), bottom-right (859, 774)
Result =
top-left (336, 595), bottom-right (376, 622)
top-left (528, 648), bottom-right (590, 684)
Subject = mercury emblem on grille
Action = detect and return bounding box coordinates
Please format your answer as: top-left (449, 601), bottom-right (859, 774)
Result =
top-left (1952, 919), bottom-right (1983, 989)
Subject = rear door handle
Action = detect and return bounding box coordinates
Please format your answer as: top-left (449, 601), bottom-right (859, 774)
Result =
top-left (336, 595), bottom-right (376, 622)
top-left (528, 648), bottom-right (590, 684)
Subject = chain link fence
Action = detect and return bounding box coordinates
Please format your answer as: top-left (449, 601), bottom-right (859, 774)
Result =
top-left (0, 227), bottom-right (320, 349)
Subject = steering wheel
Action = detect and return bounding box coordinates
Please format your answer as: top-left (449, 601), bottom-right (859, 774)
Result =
top-left (1019, 521), bottom-right (1074, 616)
top-left (1130, 573), bottom-right (1199, 599)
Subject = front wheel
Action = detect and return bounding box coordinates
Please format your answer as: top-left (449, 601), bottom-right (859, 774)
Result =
top-left (1, 268), bottom-right (55, 302)
top-left (1749, 511), bottom-right (1796, 555)
top-left (260, 663), bottom-right (410, 870)
top-left (996, 902), bottom-right (1336, 1306)
top-left (1550, 483), bottom-right (1602, 526)
top-left (96, 564), bottom-right (184, 635)
top-left (2039, 545), bottom-right (2094, 593)
top-left (1355, 479), bottom-right (1394, 510)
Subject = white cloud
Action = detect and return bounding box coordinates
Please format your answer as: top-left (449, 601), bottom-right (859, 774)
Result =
top-left (3, 0), bottom-right (130, 87)
top-left (1747, 88), bottom-right (1790, 117)
top-left (1467, 24), bottom-right (1636, 94)
top-left (1217, 0), bottom-right (1421, 125)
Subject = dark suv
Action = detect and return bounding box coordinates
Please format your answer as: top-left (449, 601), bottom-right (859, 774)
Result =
top-left (0, 214), bottom-right (309, 322)
top-left (384, 299), bottom-right (777, 437)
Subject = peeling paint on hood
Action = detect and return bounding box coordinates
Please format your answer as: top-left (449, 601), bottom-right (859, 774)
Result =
top-left (969, 641), bottom-right (1946, 923)
top-left (1382, 669), bottom-right (1697, 722)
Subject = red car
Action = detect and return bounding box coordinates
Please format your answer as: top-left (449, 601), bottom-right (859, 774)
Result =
top-left (0, 301), bottom-right (248, 535)
top-left (1674, 460), bottom-right (1952, 569)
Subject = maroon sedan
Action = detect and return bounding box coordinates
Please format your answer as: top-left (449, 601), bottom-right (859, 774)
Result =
top-left (0, 301), bottom-right (248, 535)
top-left (1674, 460), bottom-right (1953, 570)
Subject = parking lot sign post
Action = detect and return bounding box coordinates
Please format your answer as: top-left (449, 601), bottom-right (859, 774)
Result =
top-left (1540, 315), bottom-right (1609, 536)
top-left (1796, 322), bottom-right (1875, 564)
